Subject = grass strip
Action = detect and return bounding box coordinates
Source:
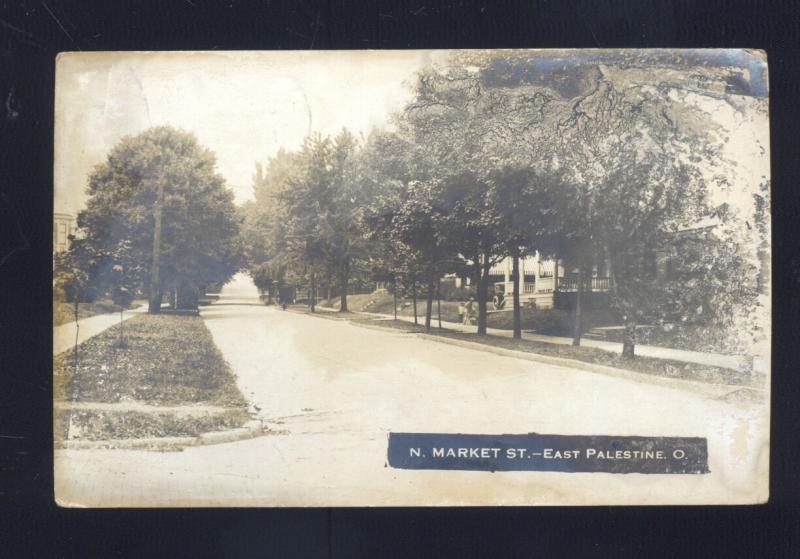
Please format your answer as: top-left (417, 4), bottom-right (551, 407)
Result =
top-left (54, 313), bottom-right (250, 442)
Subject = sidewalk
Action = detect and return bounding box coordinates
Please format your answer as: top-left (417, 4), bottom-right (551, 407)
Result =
top-left (53, 305), bottom-right (146, 355)
top-left (318, 305), bottom-right (757, 372)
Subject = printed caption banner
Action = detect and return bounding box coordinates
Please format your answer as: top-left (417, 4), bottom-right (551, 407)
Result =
top-left (388, 433), bottom-right (709, 474)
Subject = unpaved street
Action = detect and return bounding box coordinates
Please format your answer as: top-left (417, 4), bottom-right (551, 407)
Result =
top-left (55, 274), bottom-right (769, 506)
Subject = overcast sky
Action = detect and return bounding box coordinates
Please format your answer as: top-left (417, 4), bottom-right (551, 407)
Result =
top-left (54, 50), bottom-right (434, 214)
top-left (54, 49), bottom-right (768, 220)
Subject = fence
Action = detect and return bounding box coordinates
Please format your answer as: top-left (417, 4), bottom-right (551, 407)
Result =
top-left (557, 276), bottom-right (612, 292)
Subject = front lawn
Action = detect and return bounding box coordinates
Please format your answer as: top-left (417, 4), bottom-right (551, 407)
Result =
top-left (54, 314), bottom-right (250, 443)
top-left (317, 292), bottom-right (617, 335)
top-left (486, 307), bottom-right (617, 336)
top-left (435, 330), bottom-right (758, 387)
top-left (318, 292), bottom-right (464, 323)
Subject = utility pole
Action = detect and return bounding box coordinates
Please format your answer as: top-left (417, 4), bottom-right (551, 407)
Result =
top-left (148, 177), bottom-right (164, 314)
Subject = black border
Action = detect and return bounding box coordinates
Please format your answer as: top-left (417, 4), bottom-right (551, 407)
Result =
top-left (1, 1), bottom-right (798, 557)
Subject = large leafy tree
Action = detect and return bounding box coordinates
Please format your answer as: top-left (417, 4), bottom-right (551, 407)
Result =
top-left (240, 149), bottom-right (299, 304)
top-left (474, 51), bottom-right (766, 355)
top-left (279, 131), bottom-right (369, 312)
top-left (552, 69), bottom-right (726, 356)
top-left (76, 126), bottom-right (242, 312)
top-left (402, 53), bottom-right (552, 335)
top-left (392, 180), bottom-right (460, 331)
top-left (359, 130), bottom-right (431, 324)
top-left (486, 164), bottom-right (562, 339)
top-left (359, 126), bottom-right (468, 330)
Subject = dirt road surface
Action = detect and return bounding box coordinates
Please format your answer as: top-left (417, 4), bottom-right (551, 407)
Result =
top-left (55, 274), bottom-right (769, 506)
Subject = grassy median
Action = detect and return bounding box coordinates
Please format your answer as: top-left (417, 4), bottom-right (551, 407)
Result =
top-left (54, 314), bottom-right (250, 444)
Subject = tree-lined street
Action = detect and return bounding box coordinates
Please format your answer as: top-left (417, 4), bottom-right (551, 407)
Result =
top-left (55, 274), bottom-right (768, 506)
top-left (237, 50), bottom-right (768, 358)
top-left (54, 51), bottom-right (768, 360)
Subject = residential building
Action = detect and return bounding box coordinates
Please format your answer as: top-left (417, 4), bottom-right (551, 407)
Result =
top-left (53, 212), bottom-right (76, 253)
top-left (488, 253), bottom-right (612, 309)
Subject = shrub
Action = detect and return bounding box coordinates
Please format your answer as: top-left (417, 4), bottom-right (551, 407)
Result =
top-left (525, 309), bottom-right (575, 336)
top-left (438, 282), bottom-right (475, 301)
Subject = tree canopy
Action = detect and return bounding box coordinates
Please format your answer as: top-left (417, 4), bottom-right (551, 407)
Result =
top-left (65, 126), bottom-right (242, 309)
top-left (238, 50), bottom-right (767, 355)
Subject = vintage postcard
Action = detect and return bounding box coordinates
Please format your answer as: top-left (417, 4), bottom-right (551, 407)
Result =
top-left (53, 49), bottom-right (770, 506)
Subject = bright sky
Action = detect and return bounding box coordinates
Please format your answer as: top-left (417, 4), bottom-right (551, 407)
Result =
top-left (54, 50), bottom-right (434, 214)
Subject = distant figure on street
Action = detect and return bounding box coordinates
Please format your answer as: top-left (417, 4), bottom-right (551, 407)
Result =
top-left (458, 301), bottom-right (466, 324)
top-left (464, 297), bottom-right (475, 325)
top-left (493, 291), bottom-right (505, 310)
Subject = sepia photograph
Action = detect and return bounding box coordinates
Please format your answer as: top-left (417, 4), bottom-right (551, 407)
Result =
top-left (52, 49), bottom-right (770, 506)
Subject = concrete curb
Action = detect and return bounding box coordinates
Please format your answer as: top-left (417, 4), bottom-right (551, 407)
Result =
top-left (345, 319), bottom-right (427, 335)
top-left (58, 420), bottom-right (267, 451)
top-left (196, 419), bottom-right (265, 445)
top-left (415, 332), bottom-right (765, 400)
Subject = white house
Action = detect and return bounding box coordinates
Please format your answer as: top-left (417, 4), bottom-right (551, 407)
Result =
top-left (53, 212), bottom-right (76, 253)
top-left (486, 253), bottom-right (612, 309)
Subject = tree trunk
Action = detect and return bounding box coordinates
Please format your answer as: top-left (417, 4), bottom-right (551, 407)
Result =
top-left (622, 315), bottom-right (637, 358)
top-left (553, 251), bottom-right (559, 293)
top-left (73, 297), bottom-right (80, 373)
top-left (310, 273), bottom-right (316, 313)
top-left (477, 258), bottom-right (491, 336)
top-left (339, 264), bottom-right (350, 312)
top-left (424, 275), bottom-right (436, 332)
top-left (572, 264), bottom-right (584, 346)
top-left (313, 283), bottom-right (317, 312)
top-left (512, 250), bottom-right (521, 339)
top-left (148, 178), bottom-right (164, 314)
top-left (266, 285), bottom-right (273, 305)
top-left (436, 278), bottom-right (442, 330)
top-left (606, 247), bottom-right (634, 358)
top-left (412, 283), bottom-right (418, 325)
top-left (393, 287), bottom-right (398, 320)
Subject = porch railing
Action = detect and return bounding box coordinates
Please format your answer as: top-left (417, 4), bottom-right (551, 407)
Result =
top-left (523, 282), bottom-right (536, 294)
top-left (557, 276), bottom-right (612, 292)
top-left (497, 276), bottom-right (612, 296)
